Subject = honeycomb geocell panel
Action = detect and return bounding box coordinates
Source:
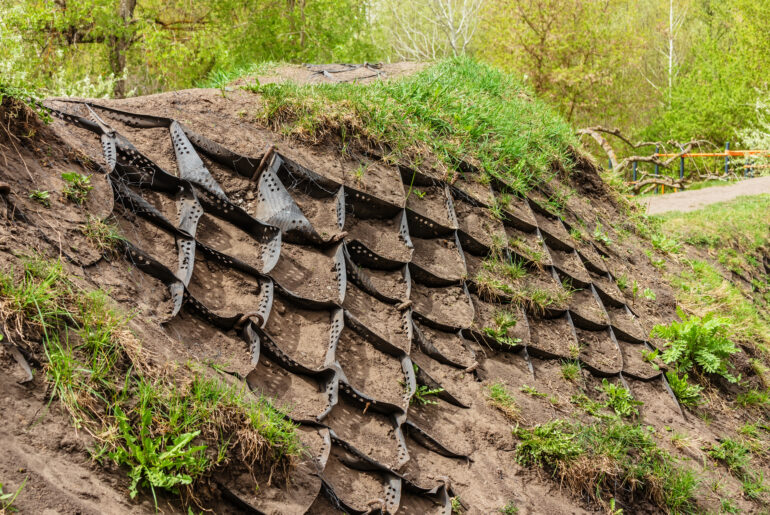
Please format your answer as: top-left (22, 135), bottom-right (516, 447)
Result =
top-left (45, 100), bottom-right (684, 513)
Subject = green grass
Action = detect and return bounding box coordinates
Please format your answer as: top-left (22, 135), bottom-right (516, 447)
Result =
top-left (486, 381), bottom-right (520, 421)
top-left (665, 371), bottom-right (704, 407)
top-left (0, 256), bottom-right (301, 509)
top-left (736, 389), bottom-right (770, 408)
top-left (561, 360), bottom-right (580, 381)
top-left (657, 195), bottom-right (770, 272)
top-left (513, 419), bottom-right (698, 513)
top-left (29, 189), bottom-right (50, 207)
top-left (81, 215), bottom-right (126, 257)
top-left (670, 259), bottom-right (770, 354)
top-left (707, 438), bottom-right (768, 502)
top-left (61, 172), bottom-right (93, 205)
top-left (248, 57), bottom-right (576, 193)
top-left (597, 379), bottom-right (643, 418)
top-left (0, 478), bottom-right (26, 513)
top-left (482, 309), bottom-right (522, 347)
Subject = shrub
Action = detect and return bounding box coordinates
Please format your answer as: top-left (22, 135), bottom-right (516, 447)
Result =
top-left (652, 308), bottom-right (740, 382)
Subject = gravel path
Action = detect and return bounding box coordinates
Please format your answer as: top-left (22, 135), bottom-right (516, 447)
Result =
top-left (642, 175), bottom-right (770, 215)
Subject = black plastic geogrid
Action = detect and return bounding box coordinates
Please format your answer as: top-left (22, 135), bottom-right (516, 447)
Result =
top-left (46, 100), bottom-right (684, 513)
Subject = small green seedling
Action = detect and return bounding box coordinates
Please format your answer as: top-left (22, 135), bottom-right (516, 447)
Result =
top-left (61, 172), bottom-right (93, 205)
top-left (411, 385), bottom-right (444, 406)
top-left (643, 288), bottom-right (656, 300)
top-left (29, 189), bottom-right (51, 207)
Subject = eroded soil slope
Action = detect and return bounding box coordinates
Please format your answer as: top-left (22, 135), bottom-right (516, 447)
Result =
top-left (1, 87), bottom-right (768, 514)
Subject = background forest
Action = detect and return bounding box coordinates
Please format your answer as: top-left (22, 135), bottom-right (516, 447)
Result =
top-left (2, 0), bottom-right (770, 149)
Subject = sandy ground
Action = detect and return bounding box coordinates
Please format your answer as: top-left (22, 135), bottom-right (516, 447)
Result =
top-left (642, 175), bottom-right (770, 215)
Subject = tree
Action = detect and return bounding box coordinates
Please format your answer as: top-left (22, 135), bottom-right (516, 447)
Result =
top-left (384, 0), bottom-right (483, 60)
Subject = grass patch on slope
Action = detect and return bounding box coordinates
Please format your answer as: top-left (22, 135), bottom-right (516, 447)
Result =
top-left (0, 256), bottom-right (300, 508)
top-left (657, 194), bottom-right (770, 277)
top-left (514, 419), bottom-right (698, 513)
top-left (248, 57), bottom-right (576, 193)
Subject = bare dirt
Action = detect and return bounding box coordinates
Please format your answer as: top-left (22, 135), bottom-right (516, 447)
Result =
top-left (0, 77), bottom-right (766, 515)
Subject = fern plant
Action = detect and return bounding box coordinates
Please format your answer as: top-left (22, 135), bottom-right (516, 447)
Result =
top-left (652, 308), bottom-right (740, 383)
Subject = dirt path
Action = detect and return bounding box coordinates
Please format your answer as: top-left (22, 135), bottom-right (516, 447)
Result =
top-left (641, 175), bottom-right (770, 215)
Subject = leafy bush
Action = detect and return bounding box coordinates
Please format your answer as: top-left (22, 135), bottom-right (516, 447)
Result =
top-left (652, 308), bottom-right (740, 382)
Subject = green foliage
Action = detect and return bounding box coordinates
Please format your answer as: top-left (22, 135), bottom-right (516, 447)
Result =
top-left (670, 257), bottom-right (770, 356)
top-left (252, 57), bottom-right (576, 195)
top-left (642, 288), bottom-right (656, 301)
top-left (61, 172), bottom-right (92, 205)
top-left (28, 189), bottom-right (50, 207)
top-left (0, 257), bottom-right (301, 507)
top-left (561, 361), bottom-right (580, 381)
top-left (513, 419), bottom-right (698, 512)
top-left (658, 195), bottom-right (770, 277)
top-left (482, 309), bottom-right (522, 347)
top-left (0, 478), bottom-right (26, 513)
top-left (412, 385), bottom-right (444, 406)
top-left (652, 308), bottom-right (740, 382)
top-left (707, 438), bottom-right (768, 502)
top-left (665, 372), bottom-right (703, 408)
top-left (736, 389), bottom-right (770, 408)
top-left (707, 438), bottom-right (750, 472)
top-left (486, 381), bottom-right (519, 421)
top-left (597, 379), bottom-right (643, 418)
top-left (499, 501), bottom-right (519, 514)
top-left (110, 402), bottom-right (206, 505)
top-left (81, 215), bottom-right (125, 256)
top-left (650, 233), bottom-right (682, 255)
top-left (593, 222), bottom-right (612, 247)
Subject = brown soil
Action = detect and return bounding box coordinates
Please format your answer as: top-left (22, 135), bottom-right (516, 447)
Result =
top-left (606, 305), bottom-right (646, 341)
top-left (269, 242), bottom-right (340, 302)
top-left (500, 194), bottom-right (538, 228)
top-left (569, 288), bottom-right (608, 327)
top-left (405, 185), bottom-right (454, 228)
top-left (528, 316), bottom-right (578, 359)
top-left (343, 154), bottom-right (405, 206)
top-left (246, 357), bottom-right (330, 421)
top-left (344, 214), bottom-right (413, 262)
top-left (360, 266), bottom-right (409, 301)
top-left (454, 197), bottom-right (506, 249)
top-left (532, 211), bottom-right (572, 246)
top-left (323, 397), bottom-right (403, 468)
top-left (471, 295), bottom-right (529, 344)
top-left (506, 225), bottom-right (552, 266)
top-left (186, 253), bottom-right (264, 315)
top-left (452, 175), bottom-right (495, 205)
top-left (264, 295), bottom-right (334, 370)
top-left (415, 321), bottom-right (475, 368)
top-left (336, 329), bottom-right (407, 407)
top-left (551, 248), bottom-right (591, 285)
top-left (618, 340), bottom-right (661, 380)
top-left (196, 213), bottom-right (267, 271)
top-left (410, 236), bottom-right (465, 281)
top-left (291, 189), bottom-right (342, 240)
top-left (575, 328), bottom-right (622, 374)
top-left (236, 62), bottom-right (428, 88)
top-left (411, 283), bottom-right (474, 328)
top-left (343, 282), bottom-right (410, 353)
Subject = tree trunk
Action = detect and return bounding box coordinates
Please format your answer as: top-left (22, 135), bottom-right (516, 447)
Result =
top-left (108, 0), bottom-right (137, 98)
